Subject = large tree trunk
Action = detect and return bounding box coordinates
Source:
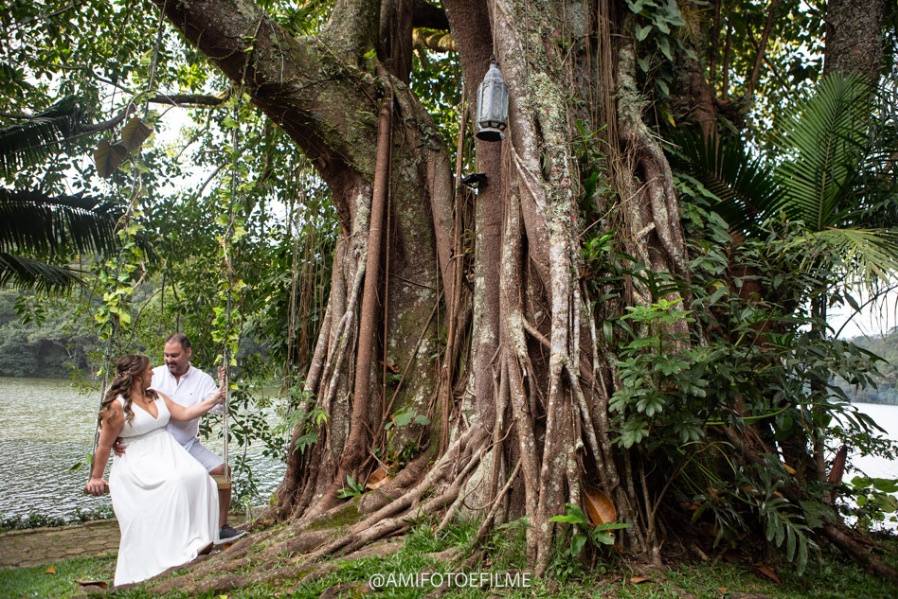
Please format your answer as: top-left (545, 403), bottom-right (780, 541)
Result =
top-left (824, 0), bottom-right (885, 81)
top-left (150, 0), bottom-right (690, 591)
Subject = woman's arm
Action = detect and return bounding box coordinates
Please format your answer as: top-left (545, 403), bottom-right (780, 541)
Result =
top-left (161, 388), bottom-right (224, 422)
top-left (84, 402), bottom-right (125, 495)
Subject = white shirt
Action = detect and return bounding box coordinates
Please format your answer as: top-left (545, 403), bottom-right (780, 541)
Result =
top-left (151, 364), bottom-right (219, 446)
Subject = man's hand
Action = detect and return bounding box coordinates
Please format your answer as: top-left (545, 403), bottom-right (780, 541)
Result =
top-left (204, 385), bottom-right (226, 406)
top-left (215, 366), bottom-right (228, 405)
top-left (84, 477), bottom-right (108, 496)
top-left (112, 437), bottom-right (126, 457)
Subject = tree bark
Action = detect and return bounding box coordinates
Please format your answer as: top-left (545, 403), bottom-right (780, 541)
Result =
top-left (824, 0), bottom-right (885, 81)
top-left (150, 0), bottom-right (694, 590)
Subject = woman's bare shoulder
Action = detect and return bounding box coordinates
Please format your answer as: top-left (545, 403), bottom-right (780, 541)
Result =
top-left (102, 399), bottom-right (125, 423)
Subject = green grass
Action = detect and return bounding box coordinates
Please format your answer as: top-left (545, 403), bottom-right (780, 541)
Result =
top-left (0, 554), bottom-right (116, 598)
top-left (3, 524), bottom-right (898, 598)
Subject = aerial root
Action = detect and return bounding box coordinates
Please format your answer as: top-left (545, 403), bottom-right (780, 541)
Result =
top-left (823, 523), bottom-right (898, 582)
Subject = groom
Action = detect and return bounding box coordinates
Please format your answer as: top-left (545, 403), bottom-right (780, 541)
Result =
top-left (116, 333), bottom-right (245, 544)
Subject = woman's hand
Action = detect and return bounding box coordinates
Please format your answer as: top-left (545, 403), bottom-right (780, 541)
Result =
top-left (84, 477), bottom-right (109, 496)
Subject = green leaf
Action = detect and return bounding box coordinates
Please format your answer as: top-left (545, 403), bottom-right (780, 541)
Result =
top-left (393, 410), bottom-right (414, 427)
top-left (635, 25), bottom-right (652, 41)
top-left (626, 0), bottom-right (647, 14)
top-left (295, 432), bottom-right (317, 454)
top-left (851, 476), bottom-right (873, 490)
top-left (619, 419), bottom-right (650, 448)
top-left (657, 36), bottom-right (672, 61)
top-left (550, 504), bottom-right (590, 526)
top-left (872, 478), bottom-right (898, 493)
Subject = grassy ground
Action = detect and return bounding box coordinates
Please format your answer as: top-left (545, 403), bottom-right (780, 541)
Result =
top-left (3, 524), bottom-right (897, 598)
top-left (0, 553), bottom-right (116, 598)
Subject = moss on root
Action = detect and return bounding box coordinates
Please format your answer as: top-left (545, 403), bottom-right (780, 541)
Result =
top-left (307, 498), bottom-right (363, 532)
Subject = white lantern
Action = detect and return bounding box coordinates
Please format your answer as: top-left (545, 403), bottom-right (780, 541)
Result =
top-left (476, 60), bottom-right (509, 142)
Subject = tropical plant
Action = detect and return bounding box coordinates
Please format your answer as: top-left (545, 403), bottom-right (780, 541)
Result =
top-left (0, 188), bottom-right (117, 291)
top-left (0, 96), bottom-right (89, 178)
top-left (674, 73), bottom-right (898, 287)
top-left (0, 96), bottom-right (119, 292)
top-left (549, 503), bottom-right (629, 578)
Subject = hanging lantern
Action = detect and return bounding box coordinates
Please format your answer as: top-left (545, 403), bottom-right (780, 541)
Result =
top-left (475, 59), bottom-right (509, 142)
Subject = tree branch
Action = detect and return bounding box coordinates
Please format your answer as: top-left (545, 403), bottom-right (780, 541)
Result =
top-left (320, 0), bottom-right (380, 62)
top-left (148, 92), bottom-right (230, 107)
top-left (151, 0), bottom-right (380, 195)
top-left (79, 106), bottom-right (136, 133)
top-left (745, 0), bottom-right (781, 103)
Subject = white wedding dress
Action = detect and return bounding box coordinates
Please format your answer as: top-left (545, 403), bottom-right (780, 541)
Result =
top-left (109, 395), bottom-right (219, 586)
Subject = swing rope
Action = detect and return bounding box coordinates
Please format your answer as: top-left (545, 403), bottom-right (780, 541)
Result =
top-left (88, 2), bottom-right (166, 480)
top-left (212, 86), bottom-right (241, 492)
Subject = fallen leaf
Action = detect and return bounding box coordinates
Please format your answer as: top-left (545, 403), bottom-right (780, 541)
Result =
top-left (583, 487), bottom-right (617, 525)
top-left (754, 564), bottom-right (781, 584)
top-left (366, 465), bottom-right (388, 490)
top-left (782, 463), bottom-right (798, 476)
top-left (367, 475), bottom-right (391, 490)
top-left (45, 565), bottom-right (57, 574)
top-left (630, 575), bottom-right (650, 584)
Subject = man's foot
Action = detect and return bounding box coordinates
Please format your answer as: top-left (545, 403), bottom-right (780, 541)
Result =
top-left (213, 525), bottom-right (247, 545)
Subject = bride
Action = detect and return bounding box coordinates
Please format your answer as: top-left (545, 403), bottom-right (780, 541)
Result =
top-left (85, 354), bottom-right (224, 586)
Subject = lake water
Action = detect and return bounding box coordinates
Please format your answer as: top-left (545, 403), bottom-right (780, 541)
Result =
top-left (843, 402), bottom-right (898, 480)
top-left (1, 378), bottom-right (897, 523)
top-left (0, 377), bottom-right (284, 521)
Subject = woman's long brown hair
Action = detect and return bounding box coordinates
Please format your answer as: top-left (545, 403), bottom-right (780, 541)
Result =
top-left (98, 354), bottom-right (157, 426)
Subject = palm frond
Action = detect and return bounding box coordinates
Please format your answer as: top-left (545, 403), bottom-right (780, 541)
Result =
top-left (0, 252), bottom-right (82, 292)
top-left (772, 74), bottom-right (874, 230)
top-left (670, 131), bottom-right (781, 231)
top-left (0, 188), bottom-right (119, 256)
top-left (785, 228), bottom-right (898, 286)
top-left (0, 96), bottom-right (84, 177)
